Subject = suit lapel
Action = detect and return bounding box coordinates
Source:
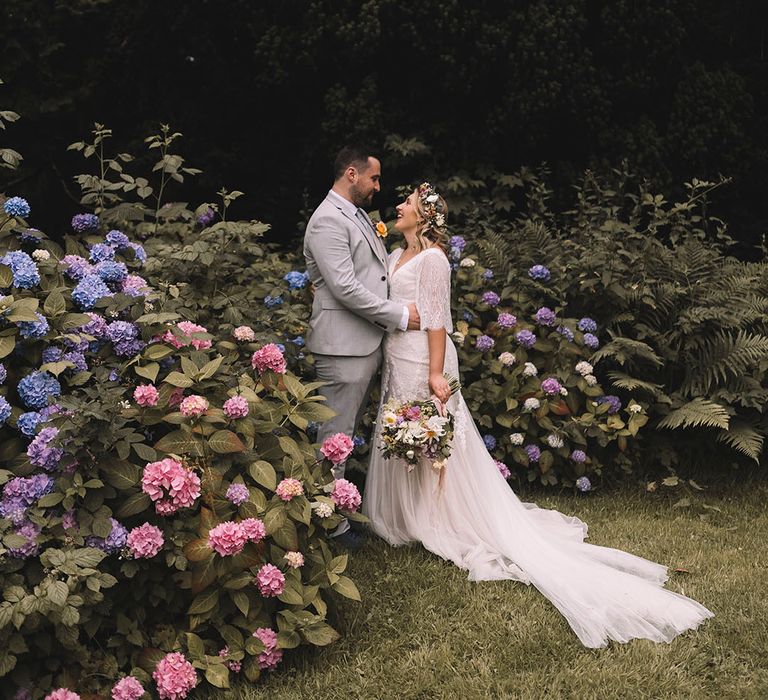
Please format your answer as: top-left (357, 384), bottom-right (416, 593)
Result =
top-left (338, 207), bottom-right (386, 265)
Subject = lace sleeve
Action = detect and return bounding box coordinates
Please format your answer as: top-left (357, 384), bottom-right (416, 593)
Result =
top-left (415, 249), bottom-right (453, 332)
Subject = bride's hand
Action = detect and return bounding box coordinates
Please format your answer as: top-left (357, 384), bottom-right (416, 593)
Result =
top-left (429, 373), bottom-right (451, 404)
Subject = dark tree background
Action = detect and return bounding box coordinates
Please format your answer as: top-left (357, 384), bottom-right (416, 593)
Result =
top-left (1, 0), bottom-right (767, 251)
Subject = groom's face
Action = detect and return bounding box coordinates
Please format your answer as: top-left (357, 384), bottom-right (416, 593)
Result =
top-left (349, 157), bottom-right (381, 208)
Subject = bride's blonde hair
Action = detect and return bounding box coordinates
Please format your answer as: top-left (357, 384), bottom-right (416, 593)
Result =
top-left (409, 182), bottom-right (449, 253)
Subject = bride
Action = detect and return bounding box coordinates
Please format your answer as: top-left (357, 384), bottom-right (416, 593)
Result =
top-left (362, 182), bottom-right (713, 648)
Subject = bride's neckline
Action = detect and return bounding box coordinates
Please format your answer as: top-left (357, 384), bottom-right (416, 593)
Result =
top-left (392, 246), bottom-right (439, 275)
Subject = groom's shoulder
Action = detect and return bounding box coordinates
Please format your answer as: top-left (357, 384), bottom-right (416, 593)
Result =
top-left (306, 197), bottom-right (347, 232)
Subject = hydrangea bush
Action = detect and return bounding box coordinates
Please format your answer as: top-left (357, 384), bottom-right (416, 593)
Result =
top-left (0, 200), bottom-right (363, 697)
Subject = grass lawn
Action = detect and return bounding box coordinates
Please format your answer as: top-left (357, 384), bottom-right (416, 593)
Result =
top-left (208, 475), bottom-right (768, 700)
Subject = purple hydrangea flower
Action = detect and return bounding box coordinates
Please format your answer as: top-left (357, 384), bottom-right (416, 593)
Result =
top-left (576, 476), bottom-right (592, 492)
top-left (0, 396), bottom-right (11, 426)
top-left (528, 264), bottom-right (551, 282)
top-left (578, 317), bottom-right (597, 333)
top-left (497, 313), bottom-right (517, 329)
top-left (42, 347), bottom-right (63, 364)
top-left (583, 333), bottom-right (599, 349)
top-left (8, 521), bottom-right (41, 558)
top-left (197, 207), bottom-right (215, 227)
top-left (108, 369), bottom-right (120, 382)
top-left (449, 235), bottom-right (466, 252)
top-left (264, 295), bottom-right (283, 309)
top-left (105, 230), bottom-right (130, 249)
top-left (556, 325), bottom-right (574, 342)
top-left (107, 320), bottom-right (139, 344)
top-left (571, 449), bottom-right (587, 463)
top-left (515, 329), bottom-right (537, 349)
top-left (283, 270), bottom-right (309, 290)
top-left (449, 246), bottom-right (462, 261)
top-left (64, 351), bottom-right (88, 372)
top-left (495, 460), bottom-right (511, 478)
top-left (483, 434), bottom-right (497, 451)
top-left (71, 213), bottom-right (100, 233)
top-left (89, 243), bottom-right (115, 263)
top-left (3, 197), bottom-right (31, 218)
top-left (17, 311), bottom-right (49, 340)
top-left (80, 312), bottom-right (109, 338)
top-left (72, 273), bottom-right (113, 309)
top-left (540, 377), bottom-right (562, 395)
top-left (27, 426), bottom-right (63, 471)
top-left (524, 444), bottom-right (541, 462)
top-left (598, 395), bottom-right (622, 414)
top-left (121, 274), bottom-right (150, 297)
top-left (60, 254), bottom-right (94, 280)
top-left (17, 371), bottom-right (61, 409)
top-left (95, 260), bottom-right (128, 282)
top-left (86, 518), bottom-right (128, 553)
top-left (0, 363), bottom-right (5, 383)
top-left (226, 483), bottom-right (250, 506)
top-left (127, 242), bottom-right (147, 263)
top-left (0, 250), bottom-right (40, 288)
top-left (62, 509), bottom-right (77, 530)
top-left (481, 291), bottom-right (501, 307)
top-left (482, 269), bottom-right (494, 280)
top-left (0, 475), bottom-right (54, 521)
top-left (476, 335), bottom-right (495, 352)
top-left (534, 307), bottom-right (556, 326)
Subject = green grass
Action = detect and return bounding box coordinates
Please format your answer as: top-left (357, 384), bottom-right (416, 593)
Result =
top-left (209, 477), bottom-right (768, 700)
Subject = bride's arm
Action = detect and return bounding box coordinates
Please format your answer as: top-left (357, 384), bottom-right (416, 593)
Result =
top-left (427, 329), bottom-right (451, 403)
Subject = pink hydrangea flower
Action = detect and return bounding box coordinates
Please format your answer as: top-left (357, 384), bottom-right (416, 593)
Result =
top-left (275, 477), bottom-right (304, 501)
top-left (223, 395), bottom-right (249, 419)
top-left (494, 460), bottom-right (511, 479)
top-left (179, 394), bottom-right (209, 417)
top-left (253, 627), bottom-right (283, 670)
top-left (162, 320), bottom-right (212, 350)
top-left (127, 523), bottom-right (164, 558)
top-left (240, 517), bottom-right (266, 543)
top-left (208, 521), bottom-right (248, 556)
top-left (250, 343), bottom-right (287, 374)
top-left (255, 563), bottom-right (285, 597)
top-left (233, 325), bottom-right (255, 342)
top-left (320, 433), bottom-right (354, 465)
top-left (141, 458), bottom-right (201, 515)
top-left (227, 660), bottom-right (241, 672)
top-left (284, 551), bottom-right (304, 568)
top-left (134, 384), bottom-right (159, 407)
top-left (153, 651), bottom-right (198, 700)
top-left (45, 691), bottom-right (80, 700)
top-left (226, 482), bottom-right (250, 505)
top-left (111, 676), bottom-right (145, 700)
top-left (167, 387), bottom-right (185, 408)
top-left (331, 478), bottom-right (361, 513)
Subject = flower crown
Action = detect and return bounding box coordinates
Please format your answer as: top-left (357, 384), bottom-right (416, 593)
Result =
top-left (417, 182), bottom-right (446, 231)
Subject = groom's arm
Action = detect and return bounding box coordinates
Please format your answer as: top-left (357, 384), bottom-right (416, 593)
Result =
top-left (308, 215), bottom-right (406, 331)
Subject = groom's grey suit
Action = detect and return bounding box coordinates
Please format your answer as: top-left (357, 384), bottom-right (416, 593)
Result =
top-left (304, 190), bottom-right (407, 481)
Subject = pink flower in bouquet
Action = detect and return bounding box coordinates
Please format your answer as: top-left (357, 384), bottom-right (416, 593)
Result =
top-left (331, 478), bottom-right (361, 513)
top-left (405, 405), bottom-right (422, 421)
top-left (153, 651), bottom-right (198, 700)
top-left (250, 343), bottom-right (287, 374)
top-left (275, 477), bottom-right (304, 501)
top-left (240, 517), bottom-right (266, 543)
top-left (127, 523), bottom-right (164, 558)
top-left (255, 563), bottom-right (285, 597)
top-left (141, 458), bottom-right (201, 515)
top-left (111, 676), bottom-right (145, 700)
top-left (233, 325), bottom-right (255, 342)
top-left (284, 550), bottom-right (304, 568)
top-left (45, 691), bottom-right (79, 700)
top-left (320, 432), bottom-right (354, 465)
top-left (180, 394), bottom-right (208, 417)
top-left (162, 320), bottom-right (212, 350)
top-left (253, 627), bottom-right (283, 670)
top-left (494, 459), bottom-right (511, 479)
top-left (167, 387), bottom-right (185, 407)
top-left (208, 521), bottom-right (248, 556)
top-left (134, 383), bottom-right (159, 407)
top-left (223, 395), bottom-right (249, 418)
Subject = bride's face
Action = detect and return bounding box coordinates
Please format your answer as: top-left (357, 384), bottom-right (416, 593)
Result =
top-left (394, 191), bottom-right (419, 234)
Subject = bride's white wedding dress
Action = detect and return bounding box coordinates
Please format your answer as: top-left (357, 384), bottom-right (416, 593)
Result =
top-left (363, 246), bottom-right (713, 648)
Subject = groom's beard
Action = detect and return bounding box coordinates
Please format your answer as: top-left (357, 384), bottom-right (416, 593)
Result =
top-left (350, 186), bottom-right (374, 208)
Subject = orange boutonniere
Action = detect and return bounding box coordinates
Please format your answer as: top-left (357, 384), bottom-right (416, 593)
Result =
top-left (375, 221), bottom-right (388, 238)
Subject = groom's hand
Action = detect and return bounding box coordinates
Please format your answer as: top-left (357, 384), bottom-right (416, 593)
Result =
top-left (407, 303), bottom-right (421, 330)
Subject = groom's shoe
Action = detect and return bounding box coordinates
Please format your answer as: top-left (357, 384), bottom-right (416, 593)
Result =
top-left (333, 529), bottom-right (364, 552)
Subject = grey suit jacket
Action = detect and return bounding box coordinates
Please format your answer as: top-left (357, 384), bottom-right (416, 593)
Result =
top-left (303, 195), bottom-right (404, 356)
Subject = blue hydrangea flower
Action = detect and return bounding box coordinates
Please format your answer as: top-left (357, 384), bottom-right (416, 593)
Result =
top-left (276, 343), bottom-right (286, 353)
top-left (524, 444), bottom-right (541, 462)
top-left (42, 347), bottom-right (64, 364)
top-left (515, 329), bottom-right (537, 349)
top-left (95, 260), bottom-right (128, 282)
top-left (0, 250), bottom-right (40, 289)
top-left (86, 518), bottom-right (128, 553)
top-left (283, 270), bottom-right (310, 290)
top-left (89, 243), bottom-right (115, 263)
top-left (597, 395), bottom-right (622, 414)
top-left (556, 325), bottom-right (574, 342)
top-left (3, 197), bottom-right (31, 218)
top-left (108, 369), bottom-right (120, 382)
top-left (17, 312), bottom-right (49, 340)
top-left (0, 396), bottom-right (11, 426)
top-left (462, 310), bottom-right (474, 323)
top-left (17, 371), bottom-right (61, 409)
top-left (583, 333), bottom-right (599, 349)
top-left (353, 435), bottom-right (366, 448)
top-left (449, 235), bottom-right (466, 252)
top-left (0, 363), bottom-right (5, 383)
top-left (528, 264), bottom-right (551, 282)
top-left (114, 338), bottom-right (146, 358)
top-left (291, 336), bottom-right (305, 347)
top-left (128, 242), bottom-right (147, 263)
top-left (20, 229), bottom-right (41, 244)
top-left (482, 269), bottom-right (494, 280)
top-left (476, 335), bottom-right (495, 352)
top-left (71, 213), bottom-right (100, 233)
top-left (264, 295), bottom-right (284, 309)
top-left (105, 230), bottom-right (130, 249)
top-left (106, 320), bottom-right (138, 344)
top-left (17, 411), bottom-right (43, 437)
top-left (72, 274), bottom-right (113, 309)
top-left (534, 307), bottom-right (556, 326)
top-left (578, 317), bottom-right (597, 333)
top-left (483, 434), bottom-right (496, 451)
top-left (576, 476), bottom-right (591, 492)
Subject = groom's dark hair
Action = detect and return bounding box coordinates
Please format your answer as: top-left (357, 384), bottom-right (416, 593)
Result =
top-left (333, 145), bottom-right (377, 180)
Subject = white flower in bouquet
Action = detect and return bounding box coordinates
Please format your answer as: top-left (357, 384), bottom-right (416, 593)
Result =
top-left (522, 362), bottom-right (538, 377)
top-left (585, 374), bottom-right (598, 386)
top-left (382, 411), bottom-right (399, 427)
top-left (575, 361), bottom-right (593, 376)
top-left (510, 433), bottom-right (524, 445)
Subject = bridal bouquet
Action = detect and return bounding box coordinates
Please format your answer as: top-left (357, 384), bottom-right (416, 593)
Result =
top-left (379, 375), bottom-right (461, 473)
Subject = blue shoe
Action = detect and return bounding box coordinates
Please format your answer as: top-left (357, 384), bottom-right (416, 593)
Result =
top-left (333, 529), bottom-right (364, 552)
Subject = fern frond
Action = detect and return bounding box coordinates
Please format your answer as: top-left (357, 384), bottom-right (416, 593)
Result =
top-left (657, 398), bottom-right (730, 431)
top-left (475, 231), bottom-right (516, 279)
top-left (607, 371), bottom-right (664, 395)
top-left (715, 422), bottom-right (765, 462)
top-left (591, 338), bottom-right (664, 368)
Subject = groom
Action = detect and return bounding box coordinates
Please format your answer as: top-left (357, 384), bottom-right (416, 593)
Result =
top-left (303, 145), bottom-right (420, 547)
